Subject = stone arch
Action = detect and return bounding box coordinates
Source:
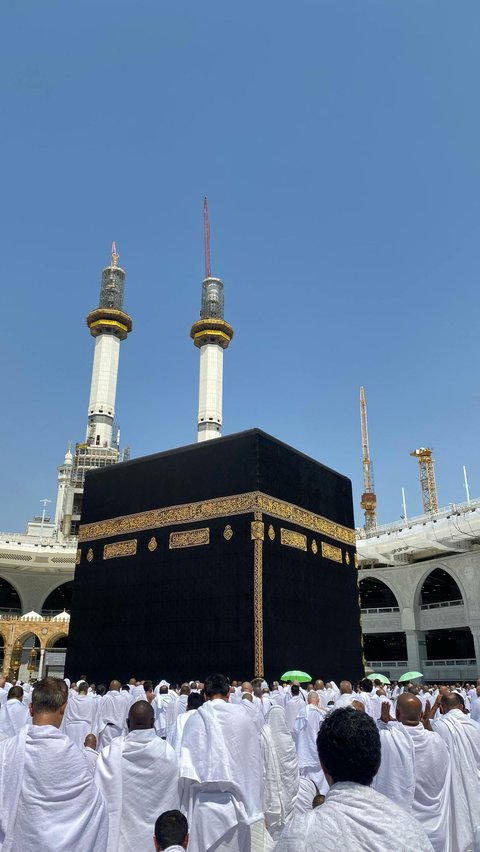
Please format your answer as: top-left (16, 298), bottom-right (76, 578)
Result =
top-left (41, 581), bottom-right (74, 615)
top-left (358, 573), bottom-right (401, 609)
top-left (414, 565), bottom-right (465, 610)
top-left (0, 575), bottom-right (23, 613)
top-left (46, 632), bottom-right (68, 649)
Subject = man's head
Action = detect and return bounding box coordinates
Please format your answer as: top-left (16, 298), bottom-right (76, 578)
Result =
top-left (317, 708), bottom-right (381, 787)
top-left (396, 693), bottom-right (422, 725)
top-left (187, 692), bottom-right (203, 711)
top-left (159, 685), bottom-right (168, 695)
top-left (127, 700), bottom-right (155, 731)
top-left (0, 677), bottom-right (6, 690)
top-left (241, 681), bottom-right (253, 694)
top-left (143, 680), bottom-right (154, 701)
top-left (128, 678), bottom-right (137, 686)
top-left (314, 680), bottom-right (325, 691)
top-left (84, 733), bottom-right (97, 750)
top-left (291, 683), bottom-right (300, 697)
top-left (97, 684), bottom-right (107, 697)
top-left (154, 810), bottom-right (188, 851)
top-left (307, 691), bottom-right (320, 706)
top-left (204, 673), bottom-right (229, 700)
top-left (109, 680), bottom-right (121, 692)
top-left (340, 680), bottom-right (353, 695)
top-left (8, 685), bottom-right (23, 701)
top-left (180, 683), bottom-right (190, 696)
top-left (242, 692), bottom-right (253, 702)
top-left (78, 681), bottom-right (89, 695)
top-left (441, 693), bottom-right (465, 714)
top-left (31, 677), bottom-right (68, 728)
top-left (358, 678), bottom-right (373, 694)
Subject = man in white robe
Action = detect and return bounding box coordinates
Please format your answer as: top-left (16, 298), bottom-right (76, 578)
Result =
top-left (285, 687), bottom-right (306, 734)
top-left (96, 679), bottom-right (129, 748)
top-left (84, 733), bottom-right (99, 775)
top-left (275, 707), bottom-right (433, 851)
top-left (0, 687), bottom-right (29, 738)
top-left (95, 699), bottom-right (179, 852)
top-left (155, 684), bottom-right (176, 737)
top-left (374, 693), bottom-right (450, 852)
top-left (293, 693), bottom-right (328, 794)
top-left (240, 693), bottom-right (264, 731)
top-left (62, 680), bottom-right (97, 748)
top-left (179, 672), bottom-right (264, 851)
top-left (430, 692), bottom-right (480, 851)
top-left (332, 680), bottom-right (356, 709)
top-left (172, 693), bottom-right (203, 757)
top-left (165, 685), bottom-right (189, 746)
top-left (261, 706), bottom-right (299, 841)
top-left (0, 676), bottom-right (108, 851)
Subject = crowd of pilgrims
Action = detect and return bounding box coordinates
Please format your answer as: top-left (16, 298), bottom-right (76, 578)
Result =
top-left (0, 674), bottom-right (480, 851)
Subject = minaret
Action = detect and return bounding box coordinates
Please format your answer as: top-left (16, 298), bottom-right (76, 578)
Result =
top-left (85, 243), bottom-right (133, 449)
top-left (190, 199), bottom-right (234, 441)
top-left (57, 245), bottom-right (133, 538)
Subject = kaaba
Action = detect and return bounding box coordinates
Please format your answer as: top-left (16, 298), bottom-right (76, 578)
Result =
top-left (66, 429), bottom-right (363, 684)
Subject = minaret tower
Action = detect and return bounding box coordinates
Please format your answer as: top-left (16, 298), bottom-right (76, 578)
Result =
top-left (190, 198), bottom-right (234, 441)
top-left (56, 244), bottom-right (133, 537)
top-left (85, 242), bottom-right (133, 450)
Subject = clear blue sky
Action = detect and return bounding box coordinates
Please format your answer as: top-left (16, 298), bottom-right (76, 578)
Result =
top-left (1, 1), bottom-right (479, 531)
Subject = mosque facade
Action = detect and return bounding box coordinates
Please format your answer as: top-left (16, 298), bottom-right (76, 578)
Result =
top-left (1, 246), bottom-right (479, 683)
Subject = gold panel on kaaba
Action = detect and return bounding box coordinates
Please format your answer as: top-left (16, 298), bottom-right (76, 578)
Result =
top-left (66, 429), bottom-right (362, 683)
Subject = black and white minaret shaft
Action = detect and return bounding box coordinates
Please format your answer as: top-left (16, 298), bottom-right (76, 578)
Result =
top-left (190, 199), bottom-right (234, 441)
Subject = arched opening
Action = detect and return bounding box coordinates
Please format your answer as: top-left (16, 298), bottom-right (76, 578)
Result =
top-left (44, 633), bottom-right (68, 678)
top-left (425, 627), bottom-right (475, 661)
top-left (0, 577), bottom-right (21, 614)
top-left (359, 577), bottom-right (399, 611)
top-left (41, 581), bottom-right (74, 615)
top-left (10, 633), bottom-right (41, 683)
top-left (363, 632), bottom-right (407, 664)
top-left (420, 568), bottom-right (463, 608)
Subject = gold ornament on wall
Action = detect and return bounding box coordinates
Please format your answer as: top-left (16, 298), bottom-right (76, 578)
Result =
top-left (87, 548), bottom-right (94, 562)
top-left (345, 551), bottom-right (351, 565)
top-left (148, 537), bottom-right (158, 552)
top-left (251, 521), bottom-right (265, 541)
top-left (280, 528), bottom-right (307, 551)
top-left (268, 524), bottom-right (275, 541)
top-left (223, 525), bottom-right (233, 540)
top-left (311, 539), bottom-right (318, 554)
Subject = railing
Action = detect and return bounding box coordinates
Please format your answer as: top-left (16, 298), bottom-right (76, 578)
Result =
top-left (424, 658), bottom-right (476, 667)
top-left (366, 660), bottom-right (408, 668)
top-left (361, 606), bottom-right (400, 614)
top-left (0, 613), bottom-right (70, 622)
top-left (357, 496), bottom-right (480, 539)
top-left (420, 599), bottom-right (463, 610)
top-left (0, 608), bottom-right (21, 616)
top-left (0, 532), bottom-right (77, 548)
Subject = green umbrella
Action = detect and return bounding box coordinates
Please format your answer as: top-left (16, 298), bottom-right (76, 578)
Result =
top-left (398, 671), bottom-right (423, 682)
top-left (367, 672), bottom-right (390, 685)
top-left (281, 670), bottom-right (312, 683)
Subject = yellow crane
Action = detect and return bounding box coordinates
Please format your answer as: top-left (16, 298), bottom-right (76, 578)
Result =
top-left (410, 447), bottom-right (439, 514)
top-left (359, 387), bottom-right (377, 532)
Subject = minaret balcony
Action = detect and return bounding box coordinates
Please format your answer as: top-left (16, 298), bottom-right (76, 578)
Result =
top-left (190, 317), bottom-right (234, 349)
top-left (86, 307), bottom-right (133, 340)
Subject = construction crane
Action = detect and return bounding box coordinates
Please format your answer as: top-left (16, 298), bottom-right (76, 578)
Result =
top-left (359, 386), bottom-right (377, 532)
top-left (410, 448), bottom-right (439, 514)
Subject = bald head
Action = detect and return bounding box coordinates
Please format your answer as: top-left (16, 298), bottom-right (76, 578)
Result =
top-left (396, 693), bottom-right (422, 724)
top-left (110, 680), bottom-right (121, 692)
top-left (441, 693), bottom-right (464, 714)
top-left (127, 700), bottom-right (154, 731)
top-left (241, 682), bottom-right (253, 694)
top-left (314, 680), bottom-right (325, 690)
top-left (84, 733), bottom-right (97, 750)
top-left (339, 680), bottom-right (352, 695)
top-left (307, 691), bottom-right (319, 706)
top-left (242, 692), bottom-right (253, 702)
top-left (180, 683), bottom-right (191, 696)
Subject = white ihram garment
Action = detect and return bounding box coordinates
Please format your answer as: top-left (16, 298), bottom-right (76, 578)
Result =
top-left (0, 724), bottom-right (108, 851)
top-left (273, 781), bottom-right (434, 851)
top-left (293, 705), bottom-right (328, 794)
top-left (154, 692), bottom-right (176, 737)
top-left (62, 692), bottom-right (97, 748)
top-left (432, 709), bottom-right (480, 852)
top-left (166, 694), bottom-right (187, 746)
top-left (96, 690), bottom-right (128, 748)
top-left (83, 745), bottom-right (98, 775)
top-left (95, 728), bottom-right (179, 852)
top-left (374, 721), bottom-right (450, 852)
top-left (261, 706), bottom-right (299, 840)
top-left (284, 697), bottom-right (305, 734)
top-left (0, 700), bottom-right (29, 738)
top-left (179, 699), bottom-right (263, 852)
